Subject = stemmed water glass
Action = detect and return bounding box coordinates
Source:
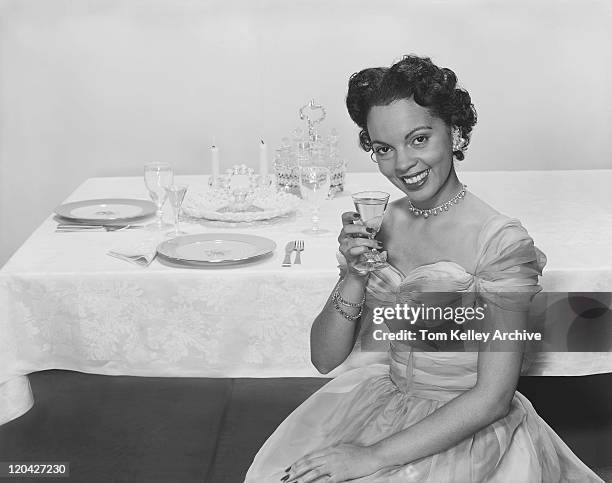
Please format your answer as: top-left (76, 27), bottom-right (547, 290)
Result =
top-left (165, 184), bottom-right (188, 238)
top-left (144, 162), bottom-right (174, 231)
top-left (299, 165), bottom-right (331, 235)
top-left (352, 191), bottom-right (390, 271)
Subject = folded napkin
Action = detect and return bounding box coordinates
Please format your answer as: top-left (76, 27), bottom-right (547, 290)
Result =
top-left (107, 238), bottom-right (161, 267)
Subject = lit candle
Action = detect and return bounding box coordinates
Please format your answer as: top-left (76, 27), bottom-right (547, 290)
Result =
top-left (259, 139), bottom-right (268, 179)
top-left (211, 143), bottom-right (220, 178)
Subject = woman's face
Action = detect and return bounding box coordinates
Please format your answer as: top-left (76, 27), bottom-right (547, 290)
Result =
top-left (367, 97), bottom-right (456, 207)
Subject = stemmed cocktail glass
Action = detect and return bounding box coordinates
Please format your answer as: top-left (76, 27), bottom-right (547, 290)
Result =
top-left (144, 163), bottom-right (174, 231)
top-left (165, 184), bottom-right (188, 238)
top-left (352, 191), bottom-right (390, 271)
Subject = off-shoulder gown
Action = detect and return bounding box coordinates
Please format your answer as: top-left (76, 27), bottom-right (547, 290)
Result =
top-left (245, 215), bottom-right (603, 482)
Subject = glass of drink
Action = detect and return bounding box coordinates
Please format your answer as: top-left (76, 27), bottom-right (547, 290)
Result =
top-left (144, 162), bottom-right (174, 231)
top-left (299, 165), bottom-right (331, 235)
top-left (352, 191), bottom-right (390, 271)
top-left (165, 184), bottom-right (188, 238)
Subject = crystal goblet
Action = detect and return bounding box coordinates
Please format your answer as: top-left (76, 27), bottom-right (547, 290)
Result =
top-left (299, 165), bottom-right (331, 235)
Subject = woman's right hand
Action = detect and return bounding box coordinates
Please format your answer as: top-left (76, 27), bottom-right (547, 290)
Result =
top-left (338, 211), bottom-right (382, 277)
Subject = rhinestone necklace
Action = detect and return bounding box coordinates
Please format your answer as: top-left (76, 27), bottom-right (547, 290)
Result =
top-left (407, 184), bottom-right (467, 219)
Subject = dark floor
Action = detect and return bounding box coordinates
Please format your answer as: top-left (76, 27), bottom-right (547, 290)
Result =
top-left (0, 370), bottom-right (610, 482)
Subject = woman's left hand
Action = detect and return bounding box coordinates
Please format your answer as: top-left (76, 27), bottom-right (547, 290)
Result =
top-left (284, 443), bottom-right (383, 482)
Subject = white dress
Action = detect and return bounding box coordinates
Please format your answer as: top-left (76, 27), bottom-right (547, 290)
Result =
top-left (245, 215), bottom-right (604, 482)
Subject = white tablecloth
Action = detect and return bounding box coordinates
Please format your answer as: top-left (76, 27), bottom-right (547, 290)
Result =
top-left (1, 170), bottom-right (611, 426)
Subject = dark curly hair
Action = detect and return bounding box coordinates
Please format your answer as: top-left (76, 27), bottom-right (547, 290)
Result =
top-left (346, 55), bottom-right (477, 161)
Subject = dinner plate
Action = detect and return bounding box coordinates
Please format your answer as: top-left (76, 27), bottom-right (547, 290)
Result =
top-left (55, 198), bottom-right (156, 224)
top-left (156, 233), bottom-right (276, 266)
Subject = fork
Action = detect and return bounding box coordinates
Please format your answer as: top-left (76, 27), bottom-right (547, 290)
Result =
top-left (294, 240), bottom-right (304, 264)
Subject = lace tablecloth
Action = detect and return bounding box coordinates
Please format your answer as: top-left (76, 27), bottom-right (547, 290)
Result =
top-left (1, 171), bottom-right (611, 426)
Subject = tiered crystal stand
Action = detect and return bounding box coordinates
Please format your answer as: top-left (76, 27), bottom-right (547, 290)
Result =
top-left (274, 99), bottom-right (346, 198)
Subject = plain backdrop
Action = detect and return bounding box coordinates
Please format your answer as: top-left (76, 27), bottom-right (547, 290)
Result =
top-left (1, 0), bottom-right (611, 266)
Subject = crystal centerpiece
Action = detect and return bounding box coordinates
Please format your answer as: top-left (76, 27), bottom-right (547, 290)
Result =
top-left (274, 99), bottom-right (347, 197)
top-left (186, 164), bottom-right (299, 222)
top-left (207, 164), bottom-right (260, 212)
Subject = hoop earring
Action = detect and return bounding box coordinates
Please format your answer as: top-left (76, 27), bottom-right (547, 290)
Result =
top-left (370, 151), bottom-right (378, 163)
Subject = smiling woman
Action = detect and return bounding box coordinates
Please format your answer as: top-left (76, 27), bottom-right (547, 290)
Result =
top-left (367, 98), bottom-right (461, 210)
top-left (348, 56), bottom-right (476, 213)
top-left (245, 55), bottom-right (604, 483)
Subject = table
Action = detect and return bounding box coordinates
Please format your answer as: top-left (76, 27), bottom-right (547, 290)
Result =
top-left (2, 170), bottom-right (612, 426)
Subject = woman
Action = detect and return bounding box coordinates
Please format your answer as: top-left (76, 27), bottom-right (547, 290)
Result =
top-left (245, 55), bottom-right (603, 482)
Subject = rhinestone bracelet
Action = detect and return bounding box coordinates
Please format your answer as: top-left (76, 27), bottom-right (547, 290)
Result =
top-left (333, 283), bottom-right (366, 308)
top-left (332, 289), bottom-right (363, 321)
